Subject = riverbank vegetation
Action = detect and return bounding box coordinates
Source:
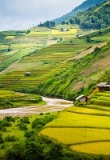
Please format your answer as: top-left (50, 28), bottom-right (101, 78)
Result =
top-left (0, 90), bottom-right (42, 109)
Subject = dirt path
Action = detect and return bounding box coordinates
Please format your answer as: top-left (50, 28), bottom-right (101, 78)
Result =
top-left (69, 42), bottom-right (107, 61)
top-left (0, 97), bottom-right (73, 117)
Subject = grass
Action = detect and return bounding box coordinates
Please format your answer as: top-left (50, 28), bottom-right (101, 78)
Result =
top-left (0, 48), bottom-right (37, 71)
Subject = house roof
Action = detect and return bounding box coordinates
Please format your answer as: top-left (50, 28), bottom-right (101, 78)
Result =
top-left (76, 95), bottom-right (86, 100)
top-left (97, 82), bottom-right (110, 87)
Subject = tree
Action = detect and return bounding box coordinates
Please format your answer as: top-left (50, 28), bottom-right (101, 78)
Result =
top-left (86, 36), bottom-right (91, 43)
top-left (0, 133), bottom-right (3, 144)
top-left (61, 21), bottom-right (66, 25)
top-left (27, 29), bottom-right (30, 34)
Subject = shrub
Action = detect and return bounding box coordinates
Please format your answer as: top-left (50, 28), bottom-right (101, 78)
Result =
top-left (3, 116), bottom-right (16, 122)
top-left (24, 130), bottom-right (34, 138)
top-left (0, 99), bottom-right (13, 107)
top-left (0, 133), bottom-right (3, 144)
top-left (5, 143), bottom-right (24, 160)
top-left (39, 113), bottom-right (44, 116)
top-left (0, 119), bottom-right (12, 127)
top-left (32, 114), bottom-right (57, 130)
top-left (4, 135), bottom-right (16, 142)
top-left (17, 122), bottom-right (28, 130)
top-left (20, 117), bottom-right (30, 124)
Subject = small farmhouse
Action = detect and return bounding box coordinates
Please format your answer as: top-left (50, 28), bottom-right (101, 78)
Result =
top-left (60, 28), bottom-right (69, 32)
top-left (25, 72), bottom-right (31, 76)
top-left (76, 95), bottom-right (87, 103)
top-left (97, 82), bottom-right (110, 91)
top-left (76, 34), bottom-right (84, 38)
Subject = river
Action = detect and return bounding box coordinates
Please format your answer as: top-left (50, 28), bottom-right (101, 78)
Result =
top-left (0, 97), bottom-right (73, 117)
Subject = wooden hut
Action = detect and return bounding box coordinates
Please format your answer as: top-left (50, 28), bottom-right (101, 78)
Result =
top-left (25, 72), bottom-right (31, 76)
top-left (76, 95), bottom-right (88, 103)
top-left (97, 82), bottom-right (110, 91)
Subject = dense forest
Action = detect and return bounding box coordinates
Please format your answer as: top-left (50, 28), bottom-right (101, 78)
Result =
top-left (67, 1), bottom-right (110, 29)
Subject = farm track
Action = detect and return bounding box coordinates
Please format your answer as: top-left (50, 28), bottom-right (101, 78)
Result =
top-left (69, 42), bottom-right (107, 61)
top-left (0, 97), bottom-right (73, 117)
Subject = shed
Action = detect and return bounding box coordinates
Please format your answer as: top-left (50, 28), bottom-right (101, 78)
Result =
top-left (76, 95), bottom-right (87, 103)
top-left (76, 34), bottom-right (84, 38)
top-left (25, 72), bottom-right (31, 76)
top-left (97, 82), bottom-right (110, 91)
top-left (60, 28), bottom-right (69, 32)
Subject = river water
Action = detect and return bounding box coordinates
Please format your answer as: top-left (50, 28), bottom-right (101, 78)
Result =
top-left (0, 97), bottom-right (73, 117)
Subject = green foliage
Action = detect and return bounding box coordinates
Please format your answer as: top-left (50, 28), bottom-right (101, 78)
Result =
top-left (100, 70), bottom-right (110, 82)
top-left (0, 99), bottom-right (14, 108)
top-left (32, 114), bottom-right (57, 130)
top-left (24, 130), bottom-right (34, 138)
top-left (0, 133), bottom-right (3, 144)
top-left (27, 29), bottom-right (30, 34)
top-left (68, 1), bottom-right (110, 29)
top-left (86, 36), bottom-right (91, 43)
top-left (4, 135), bottom-right (17, 142)
top-left (0, 90), bottom-right (42, 109)
top-left (20, 117), bottom-right (30, 124)
top-left (0, 119), bottom-right (12, 128)
top-left (5, 137), bottom-right (64, 160)
top-left (3, 116), bottom-right (16, 122)
top-left (0, 48), bottom-right (35, 72)
top-left (38, 21), bottom-right (55, 28)
top-left (17, 122), bottom-right (28, 131)
top-left (35, 43), bottom-right (105, 100)
top-left (5, 143), bottom-right (24, 160)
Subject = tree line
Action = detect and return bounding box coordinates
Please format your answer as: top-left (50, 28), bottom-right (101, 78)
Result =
top-left (38, 21), bottom-right (55, 28)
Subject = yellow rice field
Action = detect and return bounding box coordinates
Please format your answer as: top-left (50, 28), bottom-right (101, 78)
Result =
top-left (41, 108), bottom-right (110, 156)
top-left (51, 29), bottom-right (77, 36)
top-left (41, 128), bottom-right (110, 145)
top-left (5, 36), bottom-right (14, 39)
top-left (66, 106), bottom-right (110, 116)
top-left (70, 142), bottom-right (110, 155)
top-left (46, 111), bottom-right (110, 128)
top-left (27, 31), bottom-right (50, 36)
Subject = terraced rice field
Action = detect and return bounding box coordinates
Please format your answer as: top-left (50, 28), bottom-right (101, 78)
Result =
top-left (0, 40), bottom-right (94, 91)
top-left (51, 29), bottom-right (77, 38)
top-left (70, 142), bottom-right (110, 155)
top-left (1, 26), bottom-right (104, 93)
top-left (41, 91), bottom-right (110, 156)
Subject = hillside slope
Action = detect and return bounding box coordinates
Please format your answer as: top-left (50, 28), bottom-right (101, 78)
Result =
top-left (0, 26), bottom-right (110, 100)
top-left (53, 0), bottom-right (106, 24)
